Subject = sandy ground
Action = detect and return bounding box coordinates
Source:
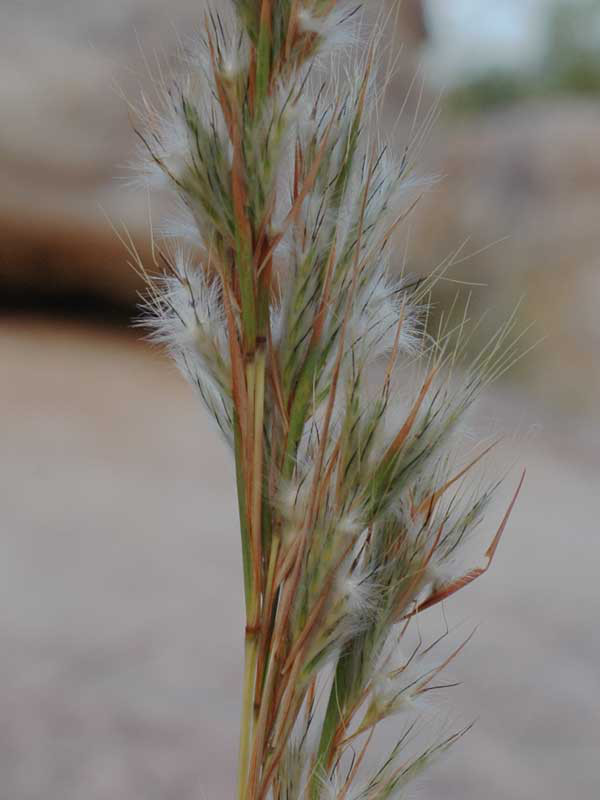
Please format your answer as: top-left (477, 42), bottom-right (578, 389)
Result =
top-left (1, 317), bottom-right (598, 800)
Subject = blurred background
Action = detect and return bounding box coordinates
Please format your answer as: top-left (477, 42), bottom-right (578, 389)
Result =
top-left (1, 1), bottom-right (598, 798)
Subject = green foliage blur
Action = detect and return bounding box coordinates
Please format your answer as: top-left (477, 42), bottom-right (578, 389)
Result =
top-left (448, 0), bottom-right (600, 114)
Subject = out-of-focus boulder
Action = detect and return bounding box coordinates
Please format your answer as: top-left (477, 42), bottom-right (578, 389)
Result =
top-left (0, 0), bottom-right (205, 308)
top-left (0, 0), bottom-right (426, 310)
top-left (410, 99), bottom-right (600, 416)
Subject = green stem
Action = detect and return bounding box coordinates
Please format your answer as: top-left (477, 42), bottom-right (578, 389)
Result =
top-left (238, 624), bottom-right (260, 800)
top-left (234, 413), bottom-right (253, 614)
top-left (251, 349), bottom-right (267, 560)
top-left (255, 2), bottom-right (272, 108)
top-left (235, 404), bottom-right (258, 800)
top-left (311, 653), bottom-right (352, 799)
top-left (238, 347), bottom-right (268, 800)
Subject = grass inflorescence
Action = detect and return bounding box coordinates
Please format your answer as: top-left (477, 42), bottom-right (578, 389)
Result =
top-left (134, 3), bottom-right (524, 798)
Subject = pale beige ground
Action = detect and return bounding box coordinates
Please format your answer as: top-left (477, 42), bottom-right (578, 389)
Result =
top-left (2, 317), bottom-right (598, 799)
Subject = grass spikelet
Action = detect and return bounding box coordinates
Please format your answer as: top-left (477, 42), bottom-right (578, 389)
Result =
top-left (134, 3), bottom-right (526, 798)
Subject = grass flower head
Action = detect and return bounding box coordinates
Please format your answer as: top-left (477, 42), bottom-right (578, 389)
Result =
top-left (135, 3), bottom-right (525, 798)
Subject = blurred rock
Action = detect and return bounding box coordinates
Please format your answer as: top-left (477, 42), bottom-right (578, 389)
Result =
top-left (0, 0), bottom-right (425, 309)
top-left (411, 99), bottom-right (600, 418)
top-left (0, 0), bottom-right (202, 308)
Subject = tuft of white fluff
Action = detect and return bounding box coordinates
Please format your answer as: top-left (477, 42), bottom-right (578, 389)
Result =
top-left (339, 572), bottom-right (375, 617)
top-left (335, 509), bottom-right (364, 538)
top-left (351, 276), bottom-right (421, 362)
top-left (160, 197), bottom-right (205, 248)
top-left (136, 83), bottom-right (193, 190)
top-left (144, 251), bottom-right (227, 361)
top-left (297, 8), bottom-right (324, 35)
top-left (315, 773), bottom-right (346, 800)
top-left (142, 250), bottom-right (233, 442)
top-left (298, 5), bottom-right (360, 54)
top-left (135, 27), bottom-right (237, 192)
top-left (366, 646), bottom-right (440, 725)
top-left (369, 675), bottom-right (425, 718)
